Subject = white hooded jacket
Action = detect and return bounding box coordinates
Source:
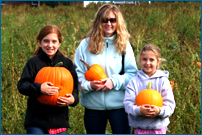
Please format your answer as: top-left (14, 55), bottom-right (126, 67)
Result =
top-left (123, 69), bottom-right (176, 129)
top-left (74, 35), bottom-right (138, 110)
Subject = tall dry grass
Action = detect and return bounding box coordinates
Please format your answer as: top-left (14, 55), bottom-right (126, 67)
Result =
top-left (1, 1), bottom-right (201, 134)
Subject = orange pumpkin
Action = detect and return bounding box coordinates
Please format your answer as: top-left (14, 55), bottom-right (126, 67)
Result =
top-left (136, 82), bottom-right (163, 118)
top-left (170, 81), bottom-right (177, 91)
top-left (197, 62), bottom-right (201, 70)
top-left (193, 62), bottom-right (201, 70)
top-left (34, 62), bottom-right (74, 106)
top-left (80, 59), bottom-right (107, 85)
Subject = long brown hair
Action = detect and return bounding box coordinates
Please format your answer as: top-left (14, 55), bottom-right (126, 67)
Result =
top-left (85, 4), bottom-right (130, 55)
top-left (33, 25), bottom-right (65, 57)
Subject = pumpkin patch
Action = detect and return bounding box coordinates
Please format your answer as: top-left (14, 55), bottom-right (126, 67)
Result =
top-left (34, 62), bottom-right (74, 106)
top-left (170, 81), bottom-right (177, 91)
top-left (193, 62), bottom-right (201, 70)
top-left (197, 62), bottom-right (201, 70)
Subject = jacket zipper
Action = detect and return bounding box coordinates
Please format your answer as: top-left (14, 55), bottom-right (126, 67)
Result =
top-left (104, 39), bottom-right (108, 109)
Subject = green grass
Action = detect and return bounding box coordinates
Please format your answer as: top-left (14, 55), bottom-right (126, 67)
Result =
top-left (1, 1), bottom-right (201, 134)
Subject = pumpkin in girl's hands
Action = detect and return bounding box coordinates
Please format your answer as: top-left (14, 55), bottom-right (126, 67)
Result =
top-left (135, 82), bottom-right (163, 118)
top-left (34, 62), bottom-right (74, 106)
top-left (136, 82), bottom-right (163, 107)
top-left (80, 59), bottom-right (107, 85)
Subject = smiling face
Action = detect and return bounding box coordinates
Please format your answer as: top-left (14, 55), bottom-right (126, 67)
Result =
top-left (38, 33), bottom-right (61, 60)
top-left (140, 51), bottom-right (160, 77)
top-left (102, 11), bottom-right (117, 37)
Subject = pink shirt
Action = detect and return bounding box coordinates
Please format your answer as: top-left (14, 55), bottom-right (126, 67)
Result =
top-left (48, 128), bottom-right (67, 134)
top-left (134, 126), bottom-right (167, 134)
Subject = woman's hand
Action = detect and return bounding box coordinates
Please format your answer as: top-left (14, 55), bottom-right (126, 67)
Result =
top-left (90, 80), bottom-right (104, 91)
top-left (100, 78), bottom-right (114, 91)
top-left (90, 78), bottom-right (114, 91)
top-left (57, 94), bottom-right (75, 107)
top-left (139, 104), bottom-right (160, 117)
top-left (40, 82), bottom-right (59, 95)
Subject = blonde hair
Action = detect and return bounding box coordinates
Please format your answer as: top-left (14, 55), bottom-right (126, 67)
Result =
top-left (84, 4), bottom-right (130, 55)
top-left (137, 44), bottom-right (166, 69)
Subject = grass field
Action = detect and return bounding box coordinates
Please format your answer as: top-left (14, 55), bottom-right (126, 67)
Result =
top-left (1, 1), bottom-right (201, 134)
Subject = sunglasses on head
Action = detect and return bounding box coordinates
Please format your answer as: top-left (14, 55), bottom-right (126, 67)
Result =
top-left (102, 18), bottom-right (116, 23)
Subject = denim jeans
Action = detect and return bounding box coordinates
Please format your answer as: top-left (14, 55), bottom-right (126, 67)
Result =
top-left (26, 127), bottom-right (66, 134)
top-left (84, 108), bottom-right (131, 134)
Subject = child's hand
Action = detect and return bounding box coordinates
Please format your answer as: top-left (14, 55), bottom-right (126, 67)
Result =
top-left (140, 104), bottom-right (160, 118)
top-left (150, 105), bottom-right (161, 117)
top-left (41, 82), bottom-right (59, 95)
top-left (57, 94), bottom-right (75, 107)
top-left (140, 104), bottom-right (153, 117)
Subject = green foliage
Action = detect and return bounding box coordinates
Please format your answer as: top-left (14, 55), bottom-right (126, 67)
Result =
top-left (41, 1), bottom-right (72, 7)
top-left (1, 1), bottom-right (201, 134)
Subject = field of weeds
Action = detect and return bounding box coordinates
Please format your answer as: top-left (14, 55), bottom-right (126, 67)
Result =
top-left (1, 1), bottom-right (201, 134)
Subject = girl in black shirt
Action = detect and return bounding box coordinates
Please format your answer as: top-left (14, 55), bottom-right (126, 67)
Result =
top-left (17, 25), bottom-right (79, 134)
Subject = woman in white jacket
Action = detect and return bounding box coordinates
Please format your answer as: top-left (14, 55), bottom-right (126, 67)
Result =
top-left (124, 44), bottom-right (176, 134)
top-left (74, 4), bottom-right (138, 134)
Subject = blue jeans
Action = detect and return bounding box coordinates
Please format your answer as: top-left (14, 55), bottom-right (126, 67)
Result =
top-left (84, 108), bottom-right (131, 134)
top-left (26, 127), bottom-right (66, 134)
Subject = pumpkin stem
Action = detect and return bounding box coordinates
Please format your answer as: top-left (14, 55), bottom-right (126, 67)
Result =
top-left (147, 82), bottom-right (152, 89)
top-left (55, 62), bottom-right (63, 67)
top-left (80, 59), bottom-right (90, 69)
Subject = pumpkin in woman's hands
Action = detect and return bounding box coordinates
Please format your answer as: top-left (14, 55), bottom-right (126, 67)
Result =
top-left (34, 62), bottom-right (74, 106)
top-left (135, 82), bottom-right (163, 118)
top-left (80, 59), bottom-right (107, 85)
